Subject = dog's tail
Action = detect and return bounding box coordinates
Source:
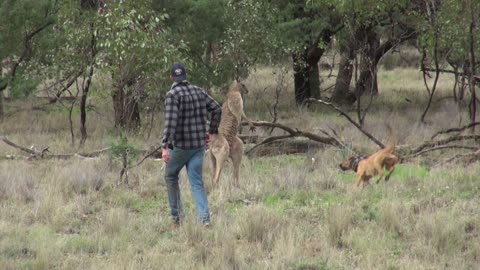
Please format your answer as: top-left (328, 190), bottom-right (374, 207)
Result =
top-left (385, 124), bottom-right (396, 152)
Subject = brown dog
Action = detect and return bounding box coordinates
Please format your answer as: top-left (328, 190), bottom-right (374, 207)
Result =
top-left (339, 126), bottom-right (398, 188)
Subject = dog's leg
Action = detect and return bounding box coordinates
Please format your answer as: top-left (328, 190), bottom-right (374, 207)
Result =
top-left (355, 174), bottom-right (363, 187)
top-left (362, 176), bottom-right (372, 188)
top-left (362, 180), bottom-right (368, 189)
top-left (374, 163), bottom-right (385, 184)
top-left (385, 167), bottom-right (395, 181)
top-left (384, 156), bottom-right (398, 182)
top-left (230, 137), bottom-right (243, 187)
top-left (384, 163), bottom-right (396, 182)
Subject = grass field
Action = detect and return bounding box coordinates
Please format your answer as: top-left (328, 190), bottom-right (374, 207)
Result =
top-left (0, 67), bottom-right (479, 269)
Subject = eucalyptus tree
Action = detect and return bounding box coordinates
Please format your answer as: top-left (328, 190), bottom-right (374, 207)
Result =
top-left (331, 0), bottom-right (420, 106)
top-left (418, 0), bottom-right (480, 124)
top-left (0, 0), bottom-right (57, 120)
top-left (47, 0), bottom-right (176, 139)
top-left (153, 0), bottom-right (279, 91)
top-left (270, 0), bottom-right (343, 105)
top-left (96, 0), bottom-right (176, 131)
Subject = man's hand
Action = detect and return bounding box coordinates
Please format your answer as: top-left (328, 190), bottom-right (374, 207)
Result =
top-left (162, 148), bottom-right (170, 163)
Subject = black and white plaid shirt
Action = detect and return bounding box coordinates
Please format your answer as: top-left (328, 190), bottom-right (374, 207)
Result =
top-left (162, 81), bottom-right (222, 150)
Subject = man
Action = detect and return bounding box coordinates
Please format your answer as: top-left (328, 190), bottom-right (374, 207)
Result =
top-left (161, 63), bottom-right (222, 227)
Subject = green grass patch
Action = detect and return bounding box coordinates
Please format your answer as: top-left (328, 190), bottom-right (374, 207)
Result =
top-left (389, 164), bottom-right (429, 181)
top-left (49, 106), bottom-right (90, 115)
top-left (63, 235), bottom-right (111, 255)
top-left (293, 258), bottom-right (345, 270)
top-left (224, 200), bottom-right (246, 214)
top-left (456, 189), bottom-right (479, 200)
top-left (252, 155), bottom-right (305, 176)
top-left (263, 191), bottom-right (344, 213)
top-left (128, 197), bottom-right (162, 214)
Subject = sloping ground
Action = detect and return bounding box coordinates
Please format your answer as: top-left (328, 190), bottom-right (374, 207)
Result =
top-left (0, 67), bottom-right (478, 269)
top-left (0, 154), bottom-right (478, 269)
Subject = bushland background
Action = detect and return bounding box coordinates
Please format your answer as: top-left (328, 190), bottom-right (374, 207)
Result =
top-left (0, 1), bottom-right (479, 269)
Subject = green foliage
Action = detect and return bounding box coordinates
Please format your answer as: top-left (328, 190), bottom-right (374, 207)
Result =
top-left (97, 0), bottom-right (177, 77)
top-left (0, 0), bottom-right (57, 60)
top-left (221, 0), bottom-right (282, 76)
top-left (418, 0), bottom-right (480, 66)
top-left (108, 134), bottom-right (139, 166)
top-left (45, 0), bottom-right (94, 75)
top-left (42, 0), bottom-right (178, 106)
top-left (8, 71), bottom-right (40, 98)
top-left (154, 0), bottom-right (281, 88)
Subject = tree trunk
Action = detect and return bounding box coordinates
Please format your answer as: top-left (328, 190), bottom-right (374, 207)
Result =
top-left (0, 91), bottom-right (4, 122)
top-left (306, 37), bottom-right (329, 100)
top-left (331, 45), bottom-right (356, 104)
top-left (80, 65), bottom-right (94, 146)
top-left (79, 21), bottom-right (97, 146)
top-left (112, 85), bottom-right (141, 131)
top-left (354, 31), bottom-right (380, 97)
top-left (355, 66), bottom-right (378, 97)
top-left (308, 59), bottom-right (321, 99)
top-left (468, 1), bottom-right (477, 130)
top-left (292, 44), bottom-right (325, 105)
top-left (81, 0), bottom-right (100, 10)
top-left (293, 52), bottom-right (310, 105)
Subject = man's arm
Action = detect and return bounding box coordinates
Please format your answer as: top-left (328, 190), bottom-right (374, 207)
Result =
top-left (161, 91), bottom-right (179, 149)
top-left (205, 92), bottom-right (221, 134)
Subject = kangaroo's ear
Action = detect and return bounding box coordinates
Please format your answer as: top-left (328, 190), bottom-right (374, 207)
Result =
top-left (233, 78), bottom-right (240, 88)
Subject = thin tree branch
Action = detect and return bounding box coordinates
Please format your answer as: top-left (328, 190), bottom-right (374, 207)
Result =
top-left (0, 133), bottom-right (41, 156)
top-left (305, 98), bottom-right (385, 148)
top-left (49, 69), bottom-right (84, 104)
top-left (441, 149), bottom-right (480, 164)
top-left (430, 122), bottom-right (480, 139)
top-left (245, 134), bottom-right (295, 155)
top-left (403, 145), bottom-right (479, 159)
top-left (411, 134), bottom-right (480, 154)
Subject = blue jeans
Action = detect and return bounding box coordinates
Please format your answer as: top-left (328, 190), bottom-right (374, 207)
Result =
top-left (164, 147), bottom-right (209, 224)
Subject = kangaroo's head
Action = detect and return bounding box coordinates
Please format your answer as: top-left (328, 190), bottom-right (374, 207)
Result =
top-left (230, 79), bottom-right (249, 95)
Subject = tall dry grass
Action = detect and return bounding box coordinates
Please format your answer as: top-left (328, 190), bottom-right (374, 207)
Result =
top-left (0, 66), bottom-right (479, 269)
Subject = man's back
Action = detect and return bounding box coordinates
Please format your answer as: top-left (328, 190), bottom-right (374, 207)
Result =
top-left (162, 82), bottom-right (221, 150)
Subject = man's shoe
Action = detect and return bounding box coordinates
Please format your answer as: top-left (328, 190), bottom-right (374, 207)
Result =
top-left (171, 221), bottom-right (180, 230)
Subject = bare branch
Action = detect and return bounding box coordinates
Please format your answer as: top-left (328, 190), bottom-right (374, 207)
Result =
top-left (430, 122), bottom-right (480, 139)
top-left (443, 149), bottom-right (480, 164)
top-left (127, 145), bottom-right (163, 169)
top-left (245, 134), bottom-right (295, 155)
top-left (241, 120), bottom-right (345, 153)
top-left (11, 21), bottom-right (54, 78)
top-left (0, 133), bottom-right (112, 159)
top-left (411, 134), bottom-right (480, 154)
top-left (403, 145), bottom-right (479, 159)
top-left (305, 98), bottom-right (385, 148)
top-left (0, 133), bottom-right (41, 156)
top-left (49, 69), bottom-right (84, 104)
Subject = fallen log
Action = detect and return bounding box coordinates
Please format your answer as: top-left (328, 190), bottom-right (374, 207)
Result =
top-left (246, 139), bottom-right (323, 157)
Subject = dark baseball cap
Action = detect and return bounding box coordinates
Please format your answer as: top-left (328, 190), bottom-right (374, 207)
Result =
top-left (171, 63), bottom-right (187, 81)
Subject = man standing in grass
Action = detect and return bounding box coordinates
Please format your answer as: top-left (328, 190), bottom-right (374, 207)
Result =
top-left (161, 63), bottom-right (222, 227)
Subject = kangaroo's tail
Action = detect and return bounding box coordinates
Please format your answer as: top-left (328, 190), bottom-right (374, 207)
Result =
top-left (385, 124), bottom-right (396, 152)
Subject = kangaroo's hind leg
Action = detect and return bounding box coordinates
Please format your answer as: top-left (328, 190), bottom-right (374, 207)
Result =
top-left (230, 136), bottom-right (244, 187)
top-left (210, 136), bottom-right (229, 186)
